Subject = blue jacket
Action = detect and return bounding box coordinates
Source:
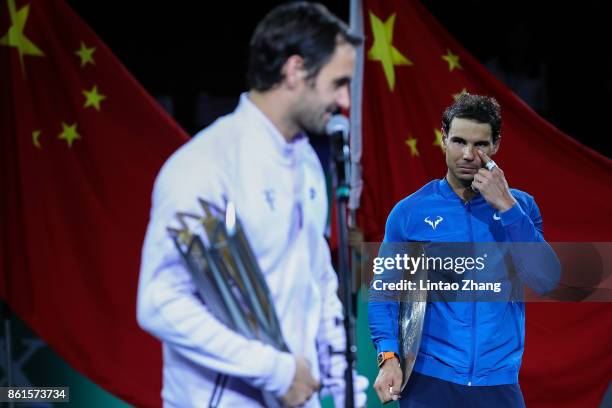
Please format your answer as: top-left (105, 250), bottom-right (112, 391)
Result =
top-left (368, 178), bottom-right (560, 386)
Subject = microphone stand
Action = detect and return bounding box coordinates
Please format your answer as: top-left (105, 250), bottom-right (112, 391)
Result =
top-left (329, 131), bottom-right (355, 408)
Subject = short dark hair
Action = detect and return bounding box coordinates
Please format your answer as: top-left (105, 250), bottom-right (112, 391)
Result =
top-left (442, 94), bottom-right (502, 143)
top-left (247, 2), bottom-right (362, 91)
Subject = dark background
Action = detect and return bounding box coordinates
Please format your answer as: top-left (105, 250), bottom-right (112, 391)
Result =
top-left (67, 0), bottom-right (611, 158)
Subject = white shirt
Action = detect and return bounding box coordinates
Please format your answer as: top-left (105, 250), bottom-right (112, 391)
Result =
top-left (137, 94), bottom-right (345, 407)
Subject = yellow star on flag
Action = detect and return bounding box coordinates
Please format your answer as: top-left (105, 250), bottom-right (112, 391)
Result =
top-left (368, 11), bottom-right (412, 91)
top-left (0, 0), bottom-right (45, 75)
top-left (405, 137), bottom-right (419, 157)
top-left (442, 49), bottom-right (462, 71)
top-left (433, 129), bottom-right (444, 153)
top-left (453, 88), bottom-right (468, 101)
top-left (32, 129), bottom-right (42, 148)
top-left (58, 122), bottom-right (81, 148)
top-left (75, 41), bottom-right (95, 67)
top-left (83, 85), bottom-right (106, 111)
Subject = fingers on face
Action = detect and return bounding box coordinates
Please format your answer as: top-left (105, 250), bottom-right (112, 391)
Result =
top-left (477, 168), bottom-right (489, 178)
top-left (476, 148), bottom-right (491, 163)
top-left (476, 149), bottom-right (504, 174)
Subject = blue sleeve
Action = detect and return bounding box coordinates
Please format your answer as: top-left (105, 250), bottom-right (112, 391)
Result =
top-left (500, 197), bottom-right (561, 294)
top-left (368, 297), bottom-right (400, 355)
top-left (367, 202), bottom-right (405, 355)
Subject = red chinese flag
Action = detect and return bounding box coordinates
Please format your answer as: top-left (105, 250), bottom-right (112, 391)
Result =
top-left (0, 0), bottom-right (188, 406)
top-left (360, 0), bottom-right (612, 406)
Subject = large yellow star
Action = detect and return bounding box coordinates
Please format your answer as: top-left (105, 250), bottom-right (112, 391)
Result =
top-left (0, 0), bottom-right (45, 75)
top-left (83, 85), bottom-right (106, 111)
top-left (367, 11), bottom-right (412, 91)
top-left (75, 41), bottom-right (96, 67)
top-left (442, 49), bottom-right (462, 71)
top-left (58, 122), bottom-right (81, 148)
top-left (405, 137), bottom-right (419, 157)
top-left (433, 129), bottom-right (444, 153)
top-left (32, 129), bottom-right (41, 148)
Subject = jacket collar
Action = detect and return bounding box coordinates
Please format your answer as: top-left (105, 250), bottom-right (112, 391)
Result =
top-left (438, 177), bottom-right (485, 204)
top-left (237, 93), bottom-right (308, 165)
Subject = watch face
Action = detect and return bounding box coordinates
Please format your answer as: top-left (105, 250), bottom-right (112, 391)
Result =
top-left (377, 353), bottom-right (385, 366)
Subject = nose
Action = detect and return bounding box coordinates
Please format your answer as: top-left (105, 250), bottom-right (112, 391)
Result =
top-left (336, 84), bottom-right (350, 110)
top-left (462, 145), bottom-right (475, 161)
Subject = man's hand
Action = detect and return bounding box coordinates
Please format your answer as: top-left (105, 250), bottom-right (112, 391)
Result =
top-left (281, 356), bottom-right (320, 407)
top-left (472, 150), bottom-right (517, 212)
top-left (373, 356), bottom-right (402, 404)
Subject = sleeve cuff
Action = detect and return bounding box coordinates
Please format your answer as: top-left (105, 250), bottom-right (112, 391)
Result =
top-left (376, 339), bottom-right (399, 355)
top-left (266, 351), bottom-right (296, 398)
top-left (499, 203), bottom-right (525, 227)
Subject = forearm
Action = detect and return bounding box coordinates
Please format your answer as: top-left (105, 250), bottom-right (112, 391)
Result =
top-left (368, 299), bottom-right (400, 354)
top-left (500, 204), bottom-right (560, 294)
top-left (137, 256), bottom-right (295, 397)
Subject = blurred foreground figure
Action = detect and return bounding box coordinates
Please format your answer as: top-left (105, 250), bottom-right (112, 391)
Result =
top-left (137, 2), bottom-right (367, 407)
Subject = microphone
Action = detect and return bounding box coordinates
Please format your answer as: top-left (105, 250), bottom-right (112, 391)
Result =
top-left (326, 114), bottom-right (350, 200)
top-left (326, 114), bottom-right (349, 141)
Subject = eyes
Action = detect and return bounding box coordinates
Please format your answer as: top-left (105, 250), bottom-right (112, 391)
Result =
top-left (333, 77), bottom-right (351, 89)
top-left (450, 137), bottom-right (490, 148)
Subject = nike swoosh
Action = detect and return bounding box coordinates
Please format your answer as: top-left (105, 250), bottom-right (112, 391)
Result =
top-left (493, 213), bottom-right (501, 221)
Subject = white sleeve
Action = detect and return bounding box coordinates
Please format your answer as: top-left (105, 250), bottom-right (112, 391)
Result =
top-left (137, 156), bottom-right (295, 397)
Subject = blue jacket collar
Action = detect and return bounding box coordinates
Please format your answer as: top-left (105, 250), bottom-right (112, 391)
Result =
top-left (438, 177), bottom-right (485, 204)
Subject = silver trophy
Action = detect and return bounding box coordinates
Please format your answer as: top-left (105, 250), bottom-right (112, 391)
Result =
top-left (167, 199), bottom-right (288, 407)
top-left (398, 295), bottom-right (427, 390)
top-left (397, 244), bottom-right (428, 392)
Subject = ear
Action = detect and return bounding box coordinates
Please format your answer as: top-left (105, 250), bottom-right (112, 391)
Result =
top-left (281, 55), bottom-right (306, 89)
top-left (441, 129), bottom-right (448, 152)
top-left (491, 136), bottom-right (501, 155)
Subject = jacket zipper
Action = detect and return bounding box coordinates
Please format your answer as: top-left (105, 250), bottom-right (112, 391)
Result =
top-left (465, 200), bottom-right (477, 386)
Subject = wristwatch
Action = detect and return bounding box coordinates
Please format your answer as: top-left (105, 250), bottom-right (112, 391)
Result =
top-left (377, 351), bottom-right (398, 368)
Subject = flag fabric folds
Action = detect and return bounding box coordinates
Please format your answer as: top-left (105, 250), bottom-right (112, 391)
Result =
top-left (0, 0), bottom-right (188, 406)
top-left (359, 0), bottom-right (612, 406)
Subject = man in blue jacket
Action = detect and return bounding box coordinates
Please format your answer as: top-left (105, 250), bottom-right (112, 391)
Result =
top-left (368, 94), bottom-right (559, 407)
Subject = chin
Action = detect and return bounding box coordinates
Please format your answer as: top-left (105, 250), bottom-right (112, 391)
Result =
top-left (455, 173), bottom-right (475, 183)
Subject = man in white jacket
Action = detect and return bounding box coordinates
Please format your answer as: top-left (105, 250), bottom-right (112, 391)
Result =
top-left (137, 2), bottom-right (366, 407)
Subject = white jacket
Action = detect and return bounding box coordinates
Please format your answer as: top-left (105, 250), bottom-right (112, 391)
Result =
top-left (137, 94), bottom-right (346, 407)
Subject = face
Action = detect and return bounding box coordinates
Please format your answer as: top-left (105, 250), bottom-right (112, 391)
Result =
top-left (292, 42), bottom-right (356, 134)
top-left (443, 117), bottom-right (499, 185)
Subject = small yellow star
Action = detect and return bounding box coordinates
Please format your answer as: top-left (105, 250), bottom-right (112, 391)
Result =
top-left (433, 129), bottom-right (444, 153)
top-left (442, 49), bottom-right (462, 71)
top-left (32, 129), bottom-right (42, 148)
top-left (58, 122), bottom-right (81, 148)
top-left (75, 41), bottom-right (95, 67)
top-left (83, 85), bottom-right (106, 111)
top-left (0, 0), bottom-right (45, 75)
top-left (367, 11), bottom-right (413, 91)
top-left (405, 137), bottom-right (419, 157)
top-left (453, 88), bottom-right (469, 101)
